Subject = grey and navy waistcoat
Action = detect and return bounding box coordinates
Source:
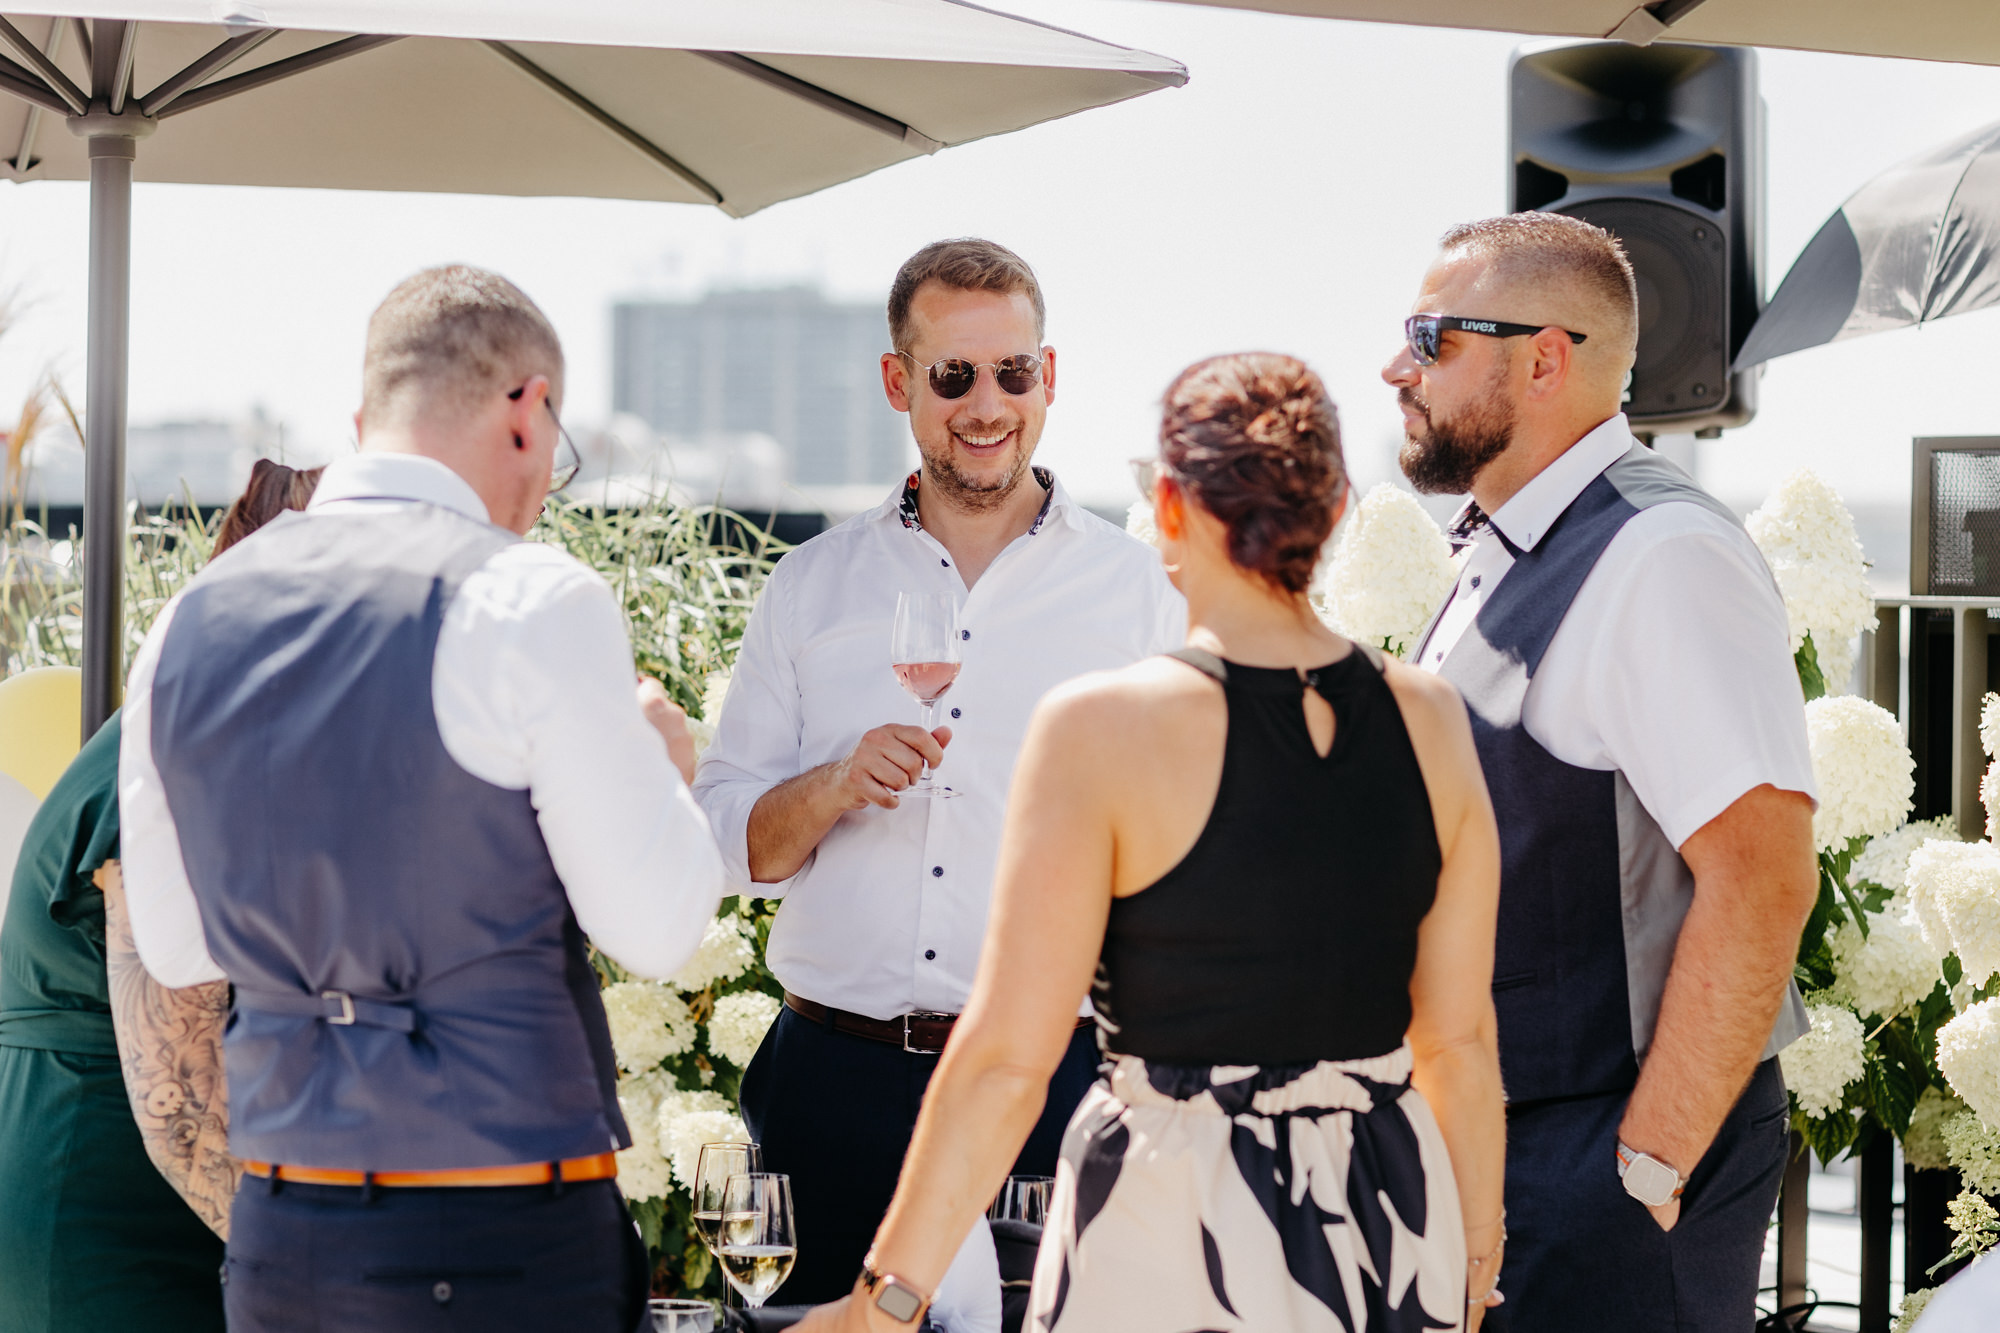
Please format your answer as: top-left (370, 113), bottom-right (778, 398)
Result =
top-left (149, 502), bottom-right (628, 1170)
top-left (1421, 445), bottom-right (1808, 1106)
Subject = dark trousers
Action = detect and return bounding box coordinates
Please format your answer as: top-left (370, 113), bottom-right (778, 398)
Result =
top-left (222, 1176), bottom-right (649, 1333)
top-left (739, 1004), bottom-right (1100, 1305)
top-left (1486, 1058), bottom-right (1790, 1333)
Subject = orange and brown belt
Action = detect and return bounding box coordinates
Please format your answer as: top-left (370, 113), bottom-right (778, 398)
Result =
top-left (242, 1152), bottom-right (618, 1189)
top-left (783, 991), bottom-right (1092, 1056)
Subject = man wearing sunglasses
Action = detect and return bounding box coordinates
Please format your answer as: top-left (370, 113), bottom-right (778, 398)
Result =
top-left (118, 266), bottom-right (724, 1333)
top-left (695, 239), bottom-right (1184, 1316)
top-left (1384, 213), bottom-right (1819, 1333)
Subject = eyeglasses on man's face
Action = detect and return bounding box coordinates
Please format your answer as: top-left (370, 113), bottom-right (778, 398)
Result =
top-left (1403, 314), bottom-right (1588, 367)
top-left (508, 384), bottom-right (581, 494)
top-left (896, 351), bottom-right (1046, 401)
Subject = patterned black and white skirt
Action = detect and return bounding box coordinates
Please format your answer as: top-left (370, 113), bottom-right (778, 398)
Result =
top-left (1029, 1044), bottom-right (1467, 1332)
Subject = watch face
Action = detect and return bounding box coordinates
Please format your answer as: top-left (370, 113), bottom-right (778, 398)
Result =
top-left (875, 1280), bottom-right (924, 1323)
top-left (1624, 1155), bottom-right (1678, 1208)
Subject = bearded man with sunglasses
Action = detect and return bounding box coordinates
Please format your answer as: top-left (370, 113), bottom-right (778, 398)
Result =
top-left (1384, 213), bottom-right (1819, 1332)
top-left (695, 239), bottom-right (1183, 1317)
top-left (118, 266), bottom-right (724, 1333)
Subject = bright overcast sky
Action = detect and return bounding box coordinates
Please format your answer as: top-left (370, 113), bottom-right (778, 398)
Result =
top-left (0, 0), bottom-right (1997, 531)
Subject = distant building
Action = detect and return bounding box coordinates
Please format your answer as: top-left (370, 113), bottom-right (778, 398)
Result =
top-left (611, 287), bottom-right (912, 489)
top-left (18, 410), bottom-right (288, 512)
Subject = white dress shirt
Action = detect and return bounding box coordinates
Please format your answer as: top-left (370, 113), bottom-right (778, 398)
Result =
top-left (693, 471), bottom-right (1186, 1020)
top-left (1418, 415), bottom-right (1817, 848)
top-left (120, 452), bottom-right (725, 988)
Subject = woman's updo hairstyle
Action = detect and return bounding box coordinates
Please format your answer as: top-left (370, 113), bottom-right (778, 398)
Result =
top-left (1159, 352), bottom-right (1346, 595)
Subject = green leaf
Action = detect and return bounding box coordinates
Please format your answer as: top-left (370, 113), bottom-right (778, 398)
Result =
top-left (1795, 1105), bottom-right (1862, 1164)
top-left (1796, 634), bottom-right (1828, 703)
top-left (1865, 1052), bottom-right (1920, 1139)
top-left (1945, 954), bottom-right (1963, 987)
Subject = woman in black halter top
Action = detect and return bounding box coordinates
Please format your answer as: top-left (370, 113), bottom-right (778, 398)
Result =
top-left (801, 356), bottom-right (1507, 1333)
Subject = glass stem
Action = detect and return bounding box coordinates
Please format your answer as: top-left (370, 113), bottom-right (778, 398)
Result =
top-left (917, 700), bottom-right (936, 785)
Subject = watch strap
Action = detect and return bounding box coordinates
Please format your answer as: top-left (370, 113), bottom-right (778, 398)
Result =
top-left (1615, 1142), bottom-right (1685, 1199)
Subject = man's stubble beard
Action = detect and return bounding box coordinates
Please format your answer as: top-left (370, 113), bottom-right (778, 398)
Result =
top-left (1398, 377), bottom-right (1518, 497)
top-left (917, 420), bottom-right (1038, 514)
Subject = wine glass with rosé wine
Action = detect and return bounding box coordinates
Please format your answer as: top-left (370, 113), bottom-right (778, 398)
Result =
top-left (890, 591), bottom-right (963, 800)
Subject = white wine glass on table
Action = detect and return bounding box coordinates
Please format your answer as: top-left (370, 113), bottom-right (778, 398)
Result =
top-left (718, 1172), bottom-right (797, 1309)
top-left (891, 591), bottom-right (963, 800)
top-left (694, 1142), bottom-right (761, 1307)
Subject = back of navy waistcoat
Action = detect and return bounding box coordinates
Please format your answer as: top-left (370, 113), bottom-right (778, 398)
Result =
top-left (149, 502), bottom-right (629, 1170)
top-left (1422, 445), bottom-right (1808, 1107)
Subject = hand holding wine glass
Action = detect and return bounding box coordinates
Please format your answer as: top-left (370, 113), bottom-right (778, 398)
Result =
top-left (717, 1172), bottom-right (797, 1309)
top-left (890, 592), bottom-right (963, 800)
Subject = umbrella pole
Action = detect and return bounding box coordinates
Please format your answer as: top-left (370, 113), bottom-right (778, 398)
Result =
top-left (80, 131), bottom-right (134, 740)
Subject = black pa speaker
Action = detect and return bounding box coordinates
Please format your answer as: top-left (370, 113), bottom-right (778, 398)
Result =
top-left (1509, 42), bottom-right (1764, 437)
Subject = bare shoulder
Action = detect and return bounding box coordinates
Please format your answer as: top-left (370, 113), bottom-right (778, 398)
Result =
top-left (1378, 656), bottom-right (1471, 736)
top-left (1035, 655), bottom-right (1216, 741)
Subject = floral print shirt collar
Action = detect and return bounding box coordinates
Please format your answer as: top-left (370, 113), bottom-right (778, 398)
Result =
top-left (896, 465), bottom-right (1058, 536)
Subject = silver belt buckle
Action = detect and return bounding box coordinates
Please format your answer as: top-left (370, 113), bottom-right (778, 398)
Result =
top-left (902, 1010), bottom-right (952, 1055)
top-left (323, 990), bottom-right (357, 1026)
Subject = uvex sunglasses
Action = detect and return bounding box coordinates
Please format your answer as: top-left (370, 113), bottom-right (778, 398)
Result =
top-left (1404, 314), bottom-right (1587, 366)
top-left (896, 351), bottom-right (1046, 400)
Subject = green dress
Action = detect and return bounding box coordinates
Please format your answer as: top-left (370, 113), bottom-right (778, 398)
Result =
top-left (0, 712), bottom-right (225, 1332)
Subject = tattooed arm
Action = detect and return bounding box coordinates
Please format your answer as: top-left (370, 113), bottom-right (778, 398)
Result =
top-left (97, 860), bottom-right (240, 1238)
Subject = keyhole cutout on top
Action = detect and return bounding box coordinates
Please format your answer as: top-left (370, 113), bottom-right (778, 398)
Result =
top-left (1300, 674), bottom-right (1336, 759)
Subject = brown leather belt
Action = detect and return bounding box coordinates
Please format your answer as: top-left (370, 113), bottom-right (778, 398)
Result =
top-left (784, 991), bottom-right (1091, 1056)
top-left (241, 1152), bottom-right (618, 1189)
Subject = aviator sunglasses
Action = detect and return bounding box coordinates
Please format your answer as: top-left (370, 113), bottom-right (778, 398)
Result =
top-left (896, 350), bottom-right (1046, 400)
top-left (1404, 314), bottom-right (1587, 367)
top-left (508, 384), bottom-right (582, 494)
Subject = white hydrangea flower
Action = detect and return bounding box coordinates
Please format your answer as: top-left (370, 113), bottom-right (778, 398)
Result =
top-left (1832, 909), bottom-right (1945, 1020)
top-left (670, 915), bottom-right (759, 994)
top-left (1904, 841), bottom-right (2000, 987)
top-left (1125, 499), bottom-right (1158, 548)
top-left (687, 716), bottom-right (718, 758)
top-left (1781, 1003), bottom-right (1867, 1118)
top-left (656, 1088), bottom-right (748, 1194)
top-left (1937, 998), bottom-right (2000, 1127)
top-left (1941, 1103), bottom-right (2000, 1195)
top-left (601, 980), bottom-right (697, 1072)
top-left (1985, 761), bottom-right (2000, 842)
top-left (707, 990), bottom-right (782, 1069)
top-left (1852, 817), bottom-right (1963, 892)
top-left (1905, 1086), bottom-right (1965, 1172)
top-left (1745, 468), bottom-right (1875, 669)
top-left (614, 1067), bottom-right (675, 1203)
top-left (1983, 692), bottom-right (2000, 759)
top-left (1804, 695), bottom-right (1914, 852)
top-left (1890, 1286), bottom-right (1937, 1333)
top-left (700, 668), bottom-right (733, 723)
top-left (1320, 483), bottom-right (1456, 659)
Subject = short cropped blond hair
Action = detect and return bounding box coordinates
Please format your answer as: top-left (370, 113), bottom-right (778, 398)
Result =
top-left (1439, 213), bottom-right (1638, 354)
top-left (361, 266), bottom-right (564, 427)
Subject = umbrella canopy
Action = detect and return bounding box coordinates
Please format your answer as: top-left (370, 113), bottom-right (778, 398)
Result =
top-left (0, 3), bottom-right (1185, 734)
top-left (1734, 119), bottom-right (2000, 369)
top-left (0, 2), bottom-right (1185, 217)
top-left (1145, 0), bottom-right (2000, 68)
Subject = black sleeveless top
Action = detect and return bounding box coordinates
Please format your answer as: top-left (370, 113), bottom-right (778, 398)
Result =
top-left (1093, 645), bottom-right (1443, 1067)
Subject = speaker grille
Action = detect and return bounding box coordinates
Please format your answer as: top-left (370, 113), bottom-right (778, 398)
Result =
top-left (1559, 197), bottom-right (1729, 418)
top-left (1929, 448), bottom-right (2000, 594)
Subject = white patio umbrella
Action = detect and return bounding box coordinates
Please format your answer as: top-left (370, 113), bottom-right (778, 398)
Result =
top-left (0, 3), bottom-right (1186, 734)
top-left (1147, 0), bottom-right (2000, 67)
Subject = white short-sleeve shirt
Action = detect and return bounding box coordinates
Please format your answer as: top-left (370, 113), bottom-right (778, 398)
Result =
top-left (1417, 415), bottom-right (1817, 846)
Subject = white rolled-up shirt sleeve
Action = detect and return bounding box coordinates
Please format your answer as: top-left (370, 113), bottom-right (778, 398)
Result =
top-left (436, 547), bottom-right (724, 981)
top-left (119, 596), bottom-right (229, 989)
top-left (1532, 515), bottom-right (1818, 849)
top-left (691, 564), bottom-right (806, 895)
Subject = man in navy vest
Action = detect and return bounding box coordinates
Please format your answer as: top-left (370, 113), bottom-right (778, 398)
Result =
top-left (119, 266), bottom-right (725, 1332)
top-left (1385, 214), bottom-right (1819, 1331)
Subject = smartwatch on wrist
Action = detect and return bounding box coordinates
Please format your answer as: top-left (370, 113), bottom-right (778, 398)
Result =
top-left (1616, 1141), bottom-right (1685, 1208)
top-left (860, 1260), bottom-right (931, 1325)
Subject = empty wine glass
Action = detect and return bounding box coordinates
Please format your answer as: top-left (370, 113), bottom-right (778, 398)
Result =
top-left (694, 1142), bottom-right (761, 1306)
top-left (890, 591), bottom-right (962, 800)
top-left (988, 1175), bottom-right (1053, 1225)
top-left (717, 1172), bottom-right (797, 1308)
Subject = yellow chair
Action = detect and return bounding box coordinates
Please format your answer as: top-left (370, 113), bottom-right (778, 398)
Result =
top-left (0, 666), bottom-right (84, 932)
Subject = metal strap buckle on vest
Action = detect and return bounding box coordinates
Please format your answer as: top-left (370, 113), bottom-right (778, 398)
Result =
top-left (323, 991), bottom-right (357, 1026)
top-left (902, 1011), bottom-right (952, 1055)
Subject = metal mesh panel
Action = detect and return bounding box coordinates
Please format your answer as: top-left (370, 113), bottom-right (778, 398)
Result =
top-left (1930, 449), bottom-right (2000, 593)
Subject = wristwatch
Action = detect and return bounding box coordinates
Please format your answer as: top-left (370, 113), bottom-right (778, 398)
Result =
top-left (860, 1259), bottom-right (931, 1325)
top-left (1616, 1141), bottom-right (1685, 1208)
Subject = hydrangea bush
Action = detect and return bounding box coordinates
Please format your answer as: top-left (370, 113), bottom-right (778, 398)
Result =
top-left (1317, 483), bottom-right (1458, 659)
